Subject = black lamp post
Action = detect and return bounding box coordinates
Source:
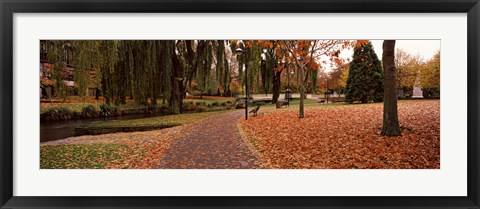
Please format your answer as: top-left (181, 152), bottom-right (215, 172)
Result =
top-left (284, 62), bottom-right (294, 107)
top-left (236, 48), bottom-right (247, 120)
top-left (325, 76), bottom-right (329, 104)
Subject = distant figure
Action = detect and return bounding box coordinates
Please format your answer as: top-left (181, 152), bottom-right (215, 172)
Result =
top-left (95, 88), bottom-right (100, 100)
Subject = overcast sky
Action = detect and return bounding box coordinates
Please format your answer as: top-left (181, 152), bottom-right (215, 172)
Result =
top-left (329, 40), bottom-right (440, 72)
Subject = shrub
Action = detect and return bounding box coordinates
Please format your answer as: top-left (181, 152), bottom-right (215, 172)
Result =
top-left (111, 106), bottom-right (121, 116)
top-left (423, 87), bottom-right (440, 99)
top-left (81, 105), bottom-right (99, 118)
top-left (182, 101), bottom-right (194, 111)
top-left (41, 107), bottom-right (75, 121)
top-left (99, 104), bottom-right (111, 118)
top-left (212, 101), bottom-right (220, 107)
top-left (220, 102), bottom-right (228, 107)
top-left (156, 104), bottom-right (170, 113)
top-left (145, 104), bottom-right (161, 114)
top-left (195, 106), bottom-right (208, 113)
top-left (398, 86), bottom-right (413, 100)
top-left (235, 101), bottom-right (246, 109)
top-left (191, 90), bottom-right (203, 96)
top-left (99, 104), bottom-right (121, 118)
top-left (255, 102), bottom-right (266, 106)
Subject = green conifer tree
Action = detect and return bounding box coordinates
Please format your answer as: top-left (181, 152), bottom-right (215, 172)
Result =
top-left (345, 41), bottom-right (384, 103)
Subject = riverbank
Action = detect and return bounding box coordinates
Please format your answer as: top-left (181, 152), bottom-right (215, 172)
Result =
top-left (41, 108), bottom-right (235, 142)
top-left (73, 111), bottom-right (232, 137)
top-left (40, 96), bottom-right (236, 121)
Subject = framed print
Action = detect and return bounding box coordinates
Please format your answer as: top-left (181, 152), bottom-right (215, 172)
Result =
top-left (1, 0), bottom-right (479, 208)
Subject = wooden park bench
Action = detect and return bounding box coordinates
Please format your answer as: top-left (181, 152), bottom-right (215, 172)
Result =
top-left (331, 97), bottom-right (345, 103)
top-left (249, 105), bottom-right (261, 116)
top-left (276, 100), bottom-right (289, 108)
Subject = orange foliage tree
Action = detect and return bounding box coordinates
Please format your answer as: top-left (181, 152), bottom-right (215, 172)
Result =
top-left (280, 40), bottom-right (353, 118)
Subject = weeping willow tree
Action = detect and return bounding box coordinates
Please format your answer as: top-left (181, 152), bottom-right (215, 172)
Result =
top-left (148, 41), bottom-right (161, 105)
top-left (234, 40), bottom-right (262, 97)
top-left (223, 49), bottom-right (231, 96)
top-left (260, 41), bottom-right (280, 101)
top-left (230, 41), bottom-right (245, 93)
top-left (45, 40), bottom-right (269, 114)
top-left (119, 40), bottom-right (167, 106)
top-left (247, 41), bottom-right (263, 95)
top-left (102, 40), bottom-right (178, 109)
top-left (160, 40), bottom-right (174, 106)
top-left (261, 48), bottom-right (274, 95)
top-left (166, 40), bottom-right (210, 113)
top-left (98, 40), bottom-right (119, 105)
top-left (112, 41), bottom-right (131, 105)
top-left (45, 40), bottom-right (70, 101)
top-left (214, 40), bottom-right (233, 96)
top-left (215, 41), bottom-right (225, 95)
top-left (269, 41), bottom-right (289, 103)
top-left (72, 41), bottom-right (101, 100)
top-left (194, 41), bottom-right (214, 98)
top-left (134, 41), bottom-right (150, 105)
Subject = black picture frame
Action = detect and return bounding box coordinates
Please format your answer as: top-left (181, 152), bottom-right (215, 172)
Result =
top-left (1, 0), bottom-right (479, 208)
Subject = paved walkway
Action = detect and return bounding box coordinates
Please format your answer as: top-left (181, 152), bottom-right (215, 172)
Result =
top-left (157, 111), bottom-right (260, 169)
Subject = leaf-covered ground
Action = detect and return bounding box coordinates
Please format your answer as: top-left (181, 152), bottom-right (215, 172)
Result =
top-left (240, 100), bottom-right (440, 169)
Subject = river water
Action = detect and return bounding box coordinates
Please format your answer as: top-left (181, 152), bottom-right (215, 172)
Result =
top-left (40, 113), bottom-right (169, 142)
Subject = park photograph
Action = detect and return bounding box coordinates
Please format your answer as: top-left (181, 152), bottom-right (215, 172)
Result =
top-left (39, 39), bottom-right (440, 169)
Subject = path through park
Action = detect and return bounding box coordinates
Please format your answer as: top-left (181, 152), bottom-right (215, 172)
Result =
top-left (158, 111), bottom-right (261, 169)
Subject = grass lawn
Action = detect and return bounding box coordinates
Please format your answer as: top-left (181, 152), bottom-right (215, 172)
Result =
top-left (184, 96), bottom-right (234, 104)
top-left (254, 99), bottom-right (348, 110)
top-left (40, 144), bottom-right (142, 169)
top-left (288, 99), bottom-right (339, 106)
top-left (83, 110), bottom-right (230, 128)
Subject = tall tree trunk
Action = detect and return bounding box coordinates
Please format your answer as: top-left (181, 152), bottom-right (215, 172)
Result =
top-left (171, 44), bottom-right (184, 114)
top-left (298, 64), bottom-right (305, 118)
top-left (101, 69), bottom-right (110, 105)
top-left (118, 60), bottom-right (126, 105)
top-left (381, 40), bottom-right (401, 136)
top-left (272, 69), bottom-right (282, 103)
top-left (150, 42), bottom-right (158, 106)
